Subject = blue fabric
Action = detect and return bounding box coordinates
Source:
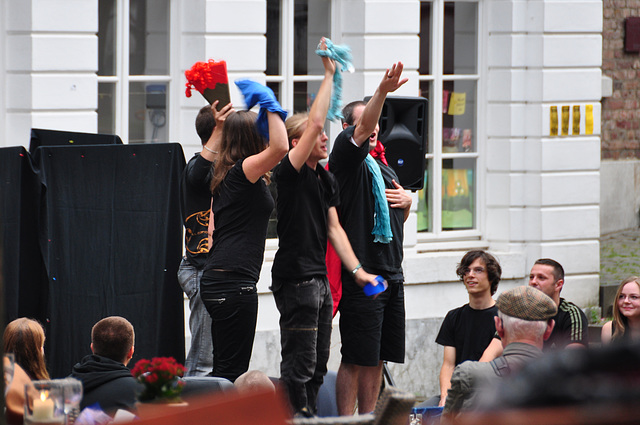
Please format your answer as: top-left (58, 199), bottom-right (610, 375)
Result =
top-left (235, 79), bottom-right (288, 140)
top-left (315, 38), bottom-right (353, 121)
top-left (364, 155), bottom-right (393, 243)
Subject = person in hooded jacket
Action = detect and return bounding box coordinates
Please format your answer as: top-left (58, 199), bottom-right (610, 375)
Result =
top-left (70, 316), bottom-right (141, 414)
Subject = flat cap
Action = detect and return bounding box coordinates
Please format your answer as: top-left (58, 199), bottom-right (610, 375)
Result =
top-left (496, 286), bottom-right (557, 321)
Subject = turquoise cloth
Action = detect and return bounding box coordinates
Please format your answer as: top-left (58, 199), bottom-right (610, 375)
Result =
top-left (315, 38), bottom-right (353, 121)
top-left (365, 155), bottom-right (393, 244)
top-left (235, 79), bottom-right (288, 140)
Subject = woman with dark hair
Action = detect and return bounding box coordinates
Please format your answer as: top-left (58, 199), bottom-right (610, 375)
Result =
top-left (601, 276), bottom-right (640, 344)
top-left (200, 97), bottom-right (288, 383)
top-left (3, 318), bottom-right (50, 381)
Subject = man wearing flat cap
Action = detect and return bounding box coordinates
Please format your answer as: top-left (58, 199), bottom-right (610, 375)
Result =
top-left (443, 286), bottom-right (557, 415)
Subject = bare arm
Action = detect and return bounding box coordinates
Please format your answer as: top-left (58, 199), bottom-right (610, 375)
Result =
top-left (478, 338), bottom-right (503, 362)
top-left (242, 111), bottom-right (289, 183)
top-left (289, 39), bottom-right (335, 171)
top-left (327, 207), bottom-right (378, 288)
top-left (438, 346), bottom-right (456, 407)
top-left (385, 179), bottom-right (411, 222)
top-left (352, 62), bottom-right (408, 146)
top-left (200, 101), bottom-right (234, 162)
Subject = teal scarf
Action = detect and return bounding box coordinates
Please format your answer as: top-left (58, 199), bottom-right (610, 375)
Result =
top-left (315, 38), bottom-right (353, 121)
top-left (365, 155), bottom-right (393, 243)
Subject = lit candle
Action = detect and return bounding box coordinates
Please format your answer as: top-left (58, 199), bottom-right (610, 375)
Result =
top-left (31, 391), bottom-right (54, 421)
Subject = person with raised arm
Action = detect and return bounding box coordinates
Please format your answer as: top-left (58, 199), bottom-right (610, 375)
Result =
top-left (328, 63), bottom-right (411, 415)
top-left (200, 83), bottom-right (289, 383)
top-left (271, 38), bottom-right (379, 418)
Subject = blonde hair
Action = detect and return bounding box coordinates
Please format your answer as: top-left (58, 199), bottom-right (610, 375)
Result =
top-left (612, 276), bottom-right (640, 341)
top-left (285, 112), bottom-right (309, 148)
top-left (3, 318), bottom-right (50, 380)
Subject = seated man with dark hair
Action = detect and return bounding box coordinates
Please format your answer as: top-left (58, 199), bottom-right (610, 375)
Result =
top-left (70, 316), bottom-right (141, 414)
top-left (443, 286), bottom-right (557, 416)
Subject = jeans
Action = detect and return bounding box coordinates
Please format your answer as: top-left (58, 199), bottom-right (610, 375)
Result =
top-left (177, 258), bottom-right (213, 377)
top-left (273, 276), bottom-right (333, 414)
top-left (200, 281), bottom-right (258, 383)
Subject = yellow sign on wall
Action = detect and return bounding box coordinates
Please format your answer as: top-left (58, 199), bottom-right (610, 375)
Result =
top-left (549, 104), bottom-right (594, 137)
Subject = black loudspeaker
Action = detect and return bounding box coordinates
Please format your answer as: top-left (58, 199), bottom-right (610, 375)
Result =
top-left (29, 128), bottom-right (123, 154)
top-left (369, 96), bottom-right (428, 191)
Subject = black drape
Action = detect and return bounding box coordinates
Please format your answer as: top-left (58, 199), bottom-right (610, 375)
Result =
top-left (1, 143), bottom-right (186, 378)
top-left (0, 146), bottom-right (48, 324)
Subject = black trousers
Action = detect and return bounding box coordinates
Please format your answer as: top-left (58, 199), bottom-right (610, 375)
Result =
top-left (273, 276), bottom-right (333, 414)
top-left (200, 281), bottom-right (258, 382)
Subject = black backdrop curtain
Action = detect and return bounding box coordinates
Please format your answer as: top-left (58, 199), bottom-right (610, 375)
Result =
top-left (2, 143), bottom-right (186, 378)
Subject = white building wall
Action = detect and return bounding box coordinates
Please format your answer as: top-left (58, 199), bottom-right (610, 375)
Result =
top-left (1, 0), bottom-right (602, 399)
top-left (4, 0), bottom-right (98, 148)
top-left (485, 0), bottom-right (601, 308)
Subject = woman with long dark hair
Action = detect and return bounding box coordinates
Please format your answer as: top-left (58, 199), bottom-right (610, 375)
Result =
top-left (200, 95), bottom-right (288, 382)
top-left (3, 318), bottom-right (50, 381)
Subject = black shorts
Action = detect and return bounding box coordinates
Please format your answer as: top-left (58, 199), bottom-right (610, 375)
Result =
top-left (338, 272), bottom-right (405, 366)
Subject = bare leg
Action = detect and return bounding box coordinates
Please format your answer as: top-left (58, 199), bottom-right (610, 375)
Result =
top-left (336, 362), bottom-right (359, 415)
top-left (357, 361), bottom-right (383, 414)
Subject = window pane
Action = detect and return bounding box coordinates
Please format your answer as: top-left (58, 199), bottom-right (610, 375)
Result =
top-left (98, 0), bottom-right (116, 76)
top-left (267, 82), bottom-right (281, 103)
top-left (419, 80), bottom-right (433, 153)
top-left (417, 159), bottom-right (433, 232)
top-left (443, 2), bottom-right (477, 75)
top-left (266, 0), bottom-right (281, 75)
top-left (294, 80), bottom-right (322, 113)
top-left (129, 0), bottom-right (169, 75)
top-left (442, 158), bottom-right (475, 230)
top-left (294, 0), bottom-right (330, 76)
top-left (419, 1), bottom-right (432, 75)
top-left (442, 80), bottom-right (476, 152)
top-left (98, 83), bottom-right (116, 135)
top-left (129, 82), bottom-right (169, 143)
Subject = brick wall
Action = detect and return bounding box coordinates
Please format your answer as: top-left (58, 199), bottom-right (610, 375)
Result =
top-left (602, 0), bottom-right (640, 159)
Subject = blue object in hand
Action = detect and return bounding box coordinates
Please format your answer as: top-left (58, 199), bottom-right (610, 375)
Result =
top-left (363, 276), bottom-right (388, 297)
top-left (235, 79), bottom-right (287, 140)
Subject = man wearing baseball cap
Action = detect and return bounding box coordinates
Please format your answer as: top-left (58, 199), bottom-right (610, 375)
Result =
top-left (443, 286), bottom-right (557, 415)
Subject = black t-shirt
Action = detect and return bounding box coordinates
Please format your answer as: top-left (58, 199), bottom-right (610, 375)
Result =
top-left (327, 126), bottom-right (404, 279)
top-left (436, 303), bottom-right (498, 366)
top-left (203, 159), bottom-right (274, 282)
top-left (271, 154), bottom-right (340, 283)
top-left (544, 298), bottom-right (588, 350)
top-left (180, 154), bottom-right (213, 269)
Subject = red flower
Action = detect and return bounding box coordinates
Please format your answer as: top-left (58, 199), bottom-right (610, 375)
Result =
top-left (185, 60), bottom-right (228, 98)
top-left (131, 357), bottom-right (185, 402)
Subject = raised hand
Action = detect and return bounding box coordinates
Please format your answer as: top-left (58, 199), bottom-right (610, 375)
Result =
top-left (318, 37), bottom-right (336, 76)
top-left (379, 62), bottom-right (408, 95)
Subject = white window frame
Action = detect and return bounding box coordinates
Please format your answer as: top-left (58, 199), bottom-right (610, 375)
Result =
top-left (97, 0), bottom-right (178, 144)
top-left (416, 0), bottom-right (485, 248)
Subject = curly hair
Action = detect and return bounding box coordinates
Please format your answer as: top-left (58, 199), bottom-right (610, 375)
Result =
top-left (456, 250), bottom-right (502, 295)
top-left (3, 318), bottom-right (50, 380)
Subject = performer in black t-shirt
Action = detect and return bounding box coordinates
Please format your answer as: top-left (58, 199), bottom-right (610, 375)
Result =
top-left (271, 38), bottom-right (378, 417)
top-left (200, 90), bottom-right (289, 382)
top-left (328, 63), bottom-right (411, 415)
top-left (430, 250), bottom-right (501, 407)
top-left (178, 102), bottom-right (233, 376)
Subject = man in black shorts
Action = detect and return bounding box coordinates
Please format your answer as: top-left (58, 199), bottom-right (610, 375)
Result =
top-left (431, 250), bottom-right (501, 407)
top-left (328, 63), bottom-right (411, 415)
top-left (480, 258), bottom-right (588, 360)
